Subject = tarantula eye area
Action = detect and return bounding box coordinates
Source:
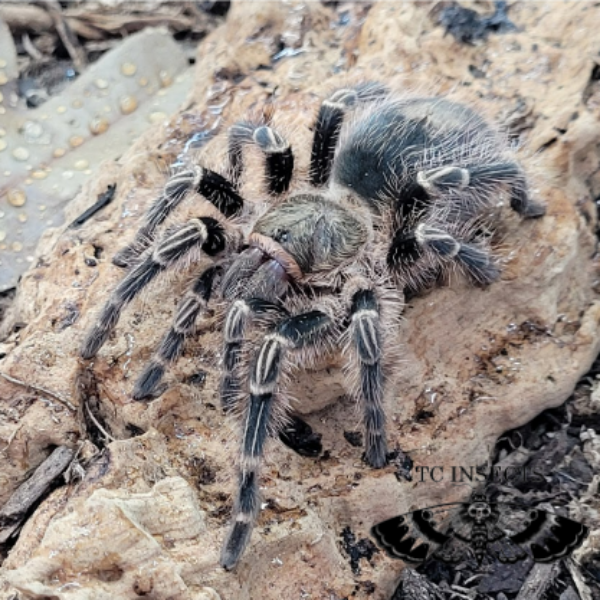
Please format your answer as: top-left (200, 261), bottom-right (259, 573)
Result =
top-left (272, 229), bottom-right (290, 243)
top-left (253, 195), bottom-right (368, 274)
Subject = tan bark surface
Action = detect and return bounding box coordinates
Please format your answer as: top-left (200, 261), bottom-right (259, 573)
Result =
top-left (1, 2), bottom-right (600, 599)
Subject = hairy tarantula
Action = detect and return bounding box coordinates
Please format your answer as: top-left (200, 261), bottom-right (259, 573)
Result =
top-left (80, 82), bottom-right (545, 570)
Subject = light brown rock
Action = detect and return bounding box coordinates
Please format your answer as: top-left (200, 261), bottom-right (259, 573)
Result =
top-left (1, 2), bottom-right (600, 599)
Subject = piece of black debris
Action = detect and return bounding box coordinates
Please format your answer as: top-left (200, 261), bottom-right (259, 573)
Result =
top-left (69, 183), bottom-right (117, 228)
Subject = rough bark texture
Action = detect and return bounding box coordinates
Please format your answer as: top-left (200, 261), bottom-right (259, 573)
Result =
top-left (1, 2), bottom-right (600, 599)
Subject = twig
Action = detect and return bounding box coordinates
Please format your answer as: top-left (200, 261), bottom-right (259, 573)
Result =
top-left (40, 0), bottom-right (88, 70)
top-left (0, 371), bottom-right (77, 412)
top-left (0, 445), bottom-right (74, 543)
top-left (84, 401), bottom-right (116, 443)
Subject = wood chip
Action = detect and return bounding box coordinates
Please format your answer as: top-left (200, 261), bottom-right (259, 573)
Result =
top-left (0, 445), bottom-right (74, 544)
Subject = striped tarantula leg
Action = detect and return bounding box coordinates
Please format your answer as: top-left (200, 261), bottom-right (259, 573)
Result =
top-left (81, 217), bottom-right (226, 359)
top-left (132, 265), bottom-right (219, 401)
top-left (220, 297), bottom-right (288, 412)
top-left (113, 167), bottom-right (243, 268)
top-left (349, 289), bottom-right (388, 469)
top-left (228, 122), bottom-right (294, 195)
top-left (471, 162), bottom-right (546, 218)
top-left (310, 82), bottom-right (389, 187)
top-left (415, 223), bottom-right (500, 285)
top-left (220, 309), bottom-right (332, 570)
top-left (416, 163), bottom-right (546, 219)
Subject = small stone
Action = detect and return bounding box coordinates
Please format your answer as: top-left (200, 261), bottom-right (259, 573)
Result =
top-left (119, 96), bottom-right (138, 115)
top-left (69, 136), bottom-right (84, 148)
top-left (7, 189), bottom-right (26, 207)
top-left (121, 62), bottom-right (137, 76)
top-left (89, 118), bottom-right (109, 135)
top-left (12, 147), bottom-right (30, 161)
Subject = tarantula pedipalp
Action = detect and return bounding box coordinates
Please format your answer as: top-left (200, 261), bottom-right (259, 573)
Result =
top-left (79, 82), bottom-right (545, 570)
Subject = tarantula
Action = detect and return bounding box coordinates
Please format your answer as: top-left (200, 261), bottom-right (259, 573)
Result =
top-left (79, 82), bottom-right (545, 570)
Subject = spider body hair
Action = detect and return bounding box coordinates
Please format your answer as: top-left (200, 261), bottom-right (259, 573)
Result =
top-left (79, 82), bottom-right (545, 570)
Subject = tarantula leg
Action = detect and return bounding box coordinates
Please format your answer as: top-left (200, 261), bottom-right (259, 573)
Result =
top-left (221, 297), bottom-right (289, 412)
top-left (416, 166), bottom-right (471, 193)
top-left (221, 309), bottom-right (332, 570)
top-left (415, 223), bottom-right (500, 285)
top-left (471, 162), bottom-right (546, 218)
top-left (310, 90), bottom-right (356, 187)
top-left (349, 289), bottom-right (388, 469)
top-left (416, 163), bottom-right (546, 219)
top-left (228, 122), bottom-right (294, 195)
top-left (310, 82), bottom-right (389, 187)
top-left (113, 167), bottom-right (243, 268)
top-left (81, 217), bottom-right (226, 359)
top-left (132, 265), bottom-right (219, 401)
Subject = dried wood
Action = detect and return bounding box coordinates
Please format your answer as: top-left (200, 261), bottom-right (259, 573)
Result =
top-left (0, 446), bottom-right (73, 544)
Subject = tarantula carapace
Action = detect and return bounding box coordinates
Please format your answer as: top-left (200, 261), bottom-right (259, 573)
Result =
top-left (80, 82), bottom-right (545, 570)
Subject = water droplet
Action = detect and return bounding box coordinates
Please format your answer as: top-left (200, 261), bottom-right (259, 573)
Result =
top-left (11, 241), bottom-right (23, 252)
top-left (12, 147), bottom-right (30, 161)
top-left (74, 159), bottom-right (89, 170)
top-left (25, 178), bottom-right (32, 185)
top-left (62, 170), bottom-right (74, 179)
top-left (53, 148), bottom-right (66, 158)
top-left (23, 121), bottom-right (45, 141)
top-left (69, 136), bottom-right (84, 148)
top-left (139, 77), bottom-right (149, 87)
top-left (159, 70), bottom-right (173, 87)
top-left (72, 99), bottom-right (83, 108)
top-left (121, 62), bottom-right (137, 76)
top-left (0, 107), bottom-right (6, 115)
top-left (18, 214), bottom-right (27, 223)
top-left (0, 59), bottom-right (6, 68)
top-left (149, 111), bottom-right (167, 124)
top-left (7, 189), bottom-right (26, 207)
top-left (89, 118), bottom-right (109, 135)
top-left (0, 92), bottom-right (3, 103)
top-left (32, 170), bottom-right (47, 179)
top-left (95, 78), bottom-right (109, 89)
top-left (0, 140), bottom-right (6, 152)
top-left (57, 106), bottom-right (67, 114)
top-left (38, 204), bottom-right (46, 211)
top-left (0, 211), bottom-right (4, 217)
top-left (0, 71), bottom-right (7, 85)
top-left (119, 96), bottom-right (137, 115)
top-left (0, 129), bottom-right (5, 136)
top-left (0, 231), bottom-right (5, 242)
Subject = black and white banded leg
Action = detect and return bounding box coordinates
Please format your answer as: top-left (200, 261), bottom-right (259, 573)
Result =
top-left (388, 223), bottom-right (499, 286)
top-left (132, 265), bottom-right (219, 400)
top-left (228, 122), bottom-right (294, 195)
top-left (113, 167), bottom-right (243, 268)
top-left (416, 163), bottom-right (546, 218)
top-left (349, 289), bottom-right (388, 469)
top-left (310, 82), bottom-right (388, 187)
top-left (220, 309), bottom-right (332, 571)
top-left (220, 297), bottom-right (289, 413)
top-left (81, 217), bottom-right (226, 359)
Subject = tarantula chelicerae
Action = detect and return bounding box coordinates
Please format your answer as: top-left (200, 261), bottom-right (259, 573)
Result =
top-left (80, 82), bottom-right (545, 570)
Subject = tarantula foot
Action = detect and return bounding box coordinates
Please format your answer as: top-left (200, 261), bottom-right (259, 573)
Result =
top-left (112, 243), bottom-right (145, 268)
top-left (514, 198), bottom-right (546, 219)
top-left (133, 362), bottom-right (166, 401)
top-left (363, 436), bottom-right (388, 469)
top-left (220, 521), bottom-right (251, 571)
top-left (510, 188), bottom-right (546, 219)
